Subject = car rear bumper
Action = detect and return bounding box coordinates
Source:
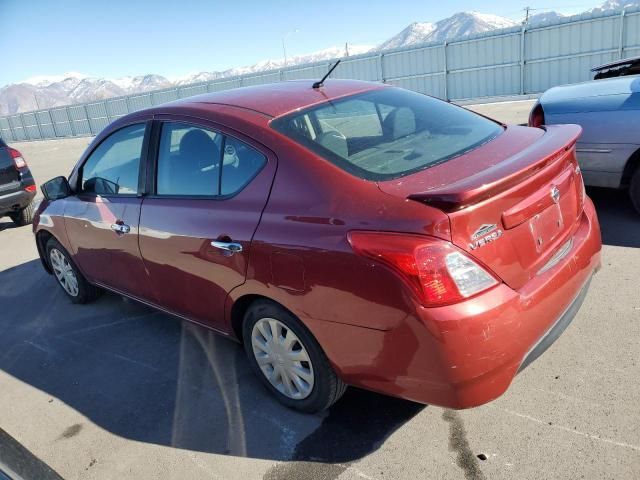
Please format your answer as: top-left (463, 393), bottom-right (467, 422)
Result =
top-left (0, 188), bottom-right (36, 216)
top-left (319, 196), bottom-right (601, 409)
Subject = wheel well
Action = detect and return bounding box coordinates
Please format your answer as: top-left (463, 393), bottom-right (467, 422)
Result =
top-left (230, 294), bottom-right (268, 340)
top-left (621, 147), bottom-right (640, 186)
top-left (35, 230), bottom-right (54, 273)
top-left (230, 294), bottom-right (301, 342)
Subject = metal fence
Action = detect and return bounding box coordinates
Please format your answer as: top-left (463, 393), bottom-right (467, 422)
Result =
top-left (2, 7), bottom-right (639, 142)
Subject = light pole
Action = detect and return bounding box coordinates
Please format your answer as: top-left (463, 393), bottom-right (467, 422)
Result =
top-left (282, 29), bottom-right (300, 67)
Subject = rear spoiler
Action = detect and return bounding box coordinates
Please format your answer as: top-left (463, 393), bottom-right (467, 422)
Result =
top-left (591, 56), bottom-right (640, 72)
top-left (407, 125), bottom-right (582, 212)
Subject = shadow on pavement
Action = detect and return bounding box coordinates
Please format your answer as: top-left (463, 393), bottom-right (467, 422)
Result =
top-left (587, 187), bottom-right (640, 248)
top-left (0, 259), bottom-right (424, 464)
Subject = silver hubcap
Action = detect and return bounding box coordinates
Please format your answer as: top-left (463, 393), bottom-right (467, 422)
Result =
top-left (251, 318), bottom-right (314, 400)
top-left (50, 248), bottom-right (79, 297)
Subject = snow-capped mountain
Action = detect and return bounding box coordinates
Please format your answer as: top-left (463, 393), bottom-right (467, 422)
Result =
top-left (23, 71), bottom-right (86, 87)
top-left (0, 45), bottom-right (371, 115)
top-left (378, 12), bottom-right (516, 50)
top-left (588, 0), bottom-right (640, 13)
top-left (528, 11), bottom-right (566, 25)
top-left (1, 0), bottom-right (636, 116)
top-left (377, 23), bottom-right (437, 51)
top-left (172, 45), bottom-right (373, 85)
top-left (0, 73), bottom-right (174, 115)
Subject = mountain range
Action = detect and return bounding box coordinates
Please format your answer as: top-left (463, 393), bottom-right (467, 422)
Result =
top-left (1, 0), bottom-right (637, 116)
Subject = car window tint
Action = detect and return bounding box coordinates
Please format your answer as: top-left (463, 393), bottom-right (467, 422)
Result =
top-left (157, 122), bottom-right (222, 196)
top-left (316, 99), bottom-right (383, 138)
top-left (82, 124), bottom-right (145, 195)
top-left (272, 89), bottom-right (503, 181)
top-left (220, 137), bottom-right (267, 196)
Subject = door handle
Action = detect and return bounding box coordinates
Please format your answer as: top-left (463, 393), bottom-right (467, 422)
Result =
top-left (110, 223), bottom-right (131, 234)
top-left (210, 241), bottom-right (243, 254)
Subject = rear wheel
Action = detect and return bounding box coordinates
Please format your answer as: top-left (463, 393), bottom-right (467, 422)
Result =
top-left (46, 238), bottom-right (101, 304)
top-left (10, 201), bottom-right (35, 226)
top-left (242, 300), bottom-right (347, 413)
top-left (630, 168), bottom-right (640, 214)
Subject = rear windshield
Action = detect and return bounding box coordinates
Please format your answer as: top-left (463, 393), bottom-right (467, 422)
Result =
top-left (271, 88), bottom-right (503, 180)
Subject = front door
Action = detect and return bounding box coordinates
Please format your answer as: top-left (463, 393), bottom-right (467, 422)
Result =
top-left (138, 120), bottom-right (276, 331)
top-left (64, 122), bottom-right (156, 302)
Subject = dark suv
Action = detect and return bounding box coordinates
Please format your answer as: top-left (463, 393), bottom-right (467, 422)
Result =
top-left (0, 138), bottom-right (36, 226)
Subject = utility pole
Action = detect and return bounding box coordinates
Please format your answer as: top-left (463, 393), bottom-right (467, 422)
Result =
top-left (524, 6), bottom-right (531, 25)
top-left (282, 38), bottom-right (288, 67)
top-left (345, 42), bottom-right (350, 57)
top-left (281, 29), bottom-right (300, 68)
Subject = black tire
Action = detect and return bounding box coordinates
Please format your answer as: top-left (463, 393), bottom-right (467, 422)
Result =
top-left (630, 167), bottom-right (640, 214)
top-left (46, 238), bottom-right (101, 304)
top-left (242, 300), bottom-right (347, 413)
top-left (10, 200), bottom-right (35, 227)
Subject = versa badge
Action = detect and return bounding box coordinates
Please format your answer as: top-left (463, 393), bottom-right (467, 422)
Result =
top-left (469, 224), bottom-right (503, 250)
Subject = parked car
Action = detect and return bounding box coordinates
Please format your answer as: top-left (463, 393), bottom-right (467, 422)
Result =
top-left (0, 138), bottom-right (36, 226)
top-left (592, 56), bottom-right (640, 80)
top-left (529, 75), bottom-right (640, 212)
top-left (34, 80), bottom-right (601, 413)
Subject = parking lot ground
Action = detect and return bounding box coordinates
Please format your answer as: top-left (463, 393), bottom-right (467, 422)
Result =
top-left (1, 104), bottom-right (639, 480)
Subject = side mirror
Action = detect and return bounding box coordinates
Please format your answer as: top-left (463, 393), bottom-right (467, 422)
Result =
top-left (42, 176), bottom-right (72, 201)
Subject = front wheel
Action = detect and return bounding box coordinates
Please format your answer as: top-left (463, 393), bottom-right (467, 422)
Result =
top-left (46, 238), bottom-right (101, 304)
top-left (242, 300), bottom-right (347, 413)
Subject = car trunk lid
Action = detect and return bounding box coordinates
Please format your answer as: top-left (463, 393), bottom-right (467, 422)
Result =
top-left (0, 147), bottom-right (21, 195)
top-left (378, 125), bottom-right (584, 290)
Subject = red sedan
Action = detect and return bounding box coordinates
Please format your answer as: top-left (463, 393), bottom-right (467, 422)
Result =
top-left (34, 80), bottom-right (601, 412)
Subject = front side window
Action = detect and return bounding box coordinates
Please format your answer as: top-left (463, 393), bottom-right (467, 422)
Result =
top-left (271, 88), bottom-right (504, 180)
top-left (156, 122), bottom-right (267, 197)
top-left (82, 124), bottom-right (145, 195)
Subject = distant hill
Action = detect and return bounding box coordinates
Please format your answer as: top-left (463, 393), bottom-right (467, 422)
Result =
top-left (2, 0), bottom-right (638, 115)
top-left (377, 12), bottom-right (516, 51)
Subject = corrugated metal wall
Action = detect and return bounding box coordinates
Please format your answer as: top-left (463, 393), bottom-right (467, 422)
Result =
top-left (1, 7), bottom-right (638, 142)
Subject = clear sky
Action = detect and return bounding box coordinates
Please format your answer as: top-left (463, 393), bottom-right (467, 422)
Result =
top-left (0, 0), bottom-right (596, 86)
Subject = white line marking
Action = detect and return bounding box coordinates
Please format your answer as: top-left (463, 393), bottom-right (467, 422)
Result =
top-left (499, 408), bottom-right (640, 452)
top-left (337, 464), bottom-right (377, 480)
top-left (533, 388), bottom-right (603, 408)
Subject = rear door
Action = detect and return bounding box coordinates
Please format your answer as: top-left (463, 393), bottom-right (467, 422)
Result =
top-left (64, 121), bottom-right (156, 301)
top-left (138, 119), bottom-right (276, 331)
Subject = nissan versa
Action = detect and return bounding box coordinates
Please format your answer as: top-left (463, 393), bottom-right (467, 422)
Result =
top-left (33, 79), bottom-right (602, 413)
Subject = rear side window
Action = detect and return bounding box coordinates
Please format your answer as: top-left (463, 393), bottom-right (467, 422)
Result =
top-left (157, 123), bottom-right (222, 196)
top-left (156, 122), bottom-right (266, 197)
top-left (81, 124), bottom-right (145, 195)
top-left (271, 88), bottom-right (503, 180)
top-left (221, 137), bottom-right (267, 195)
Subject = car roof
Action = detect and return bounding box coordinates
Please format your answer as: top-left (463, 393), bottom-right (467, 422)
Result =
top-left (541, 75), bottom-right (640, 103)
top-left (170, 79), bottom-right (388, 118)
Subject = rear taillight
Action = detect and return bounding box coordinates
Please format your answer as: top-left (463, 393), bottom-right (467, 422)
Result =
top-left (348, 232), bottom-right (499, 307)
top-left (8, 147), bottom-right (27, 169)
top-left (24, 185), bottom-right (37, 193)
top-left (528, 101), bottom-right (545, 128)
